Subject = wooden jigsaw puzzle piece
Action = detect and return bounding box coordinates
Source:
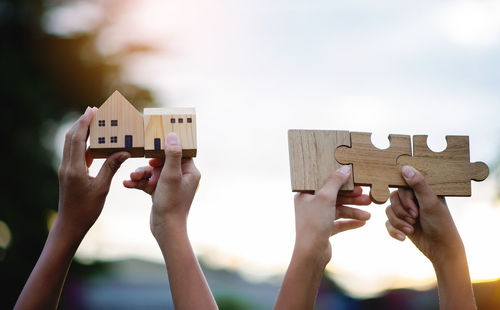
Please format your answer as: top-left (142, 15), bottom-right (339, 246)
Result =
top-left (396, 135), bottom-right (489, 196)
top-left (335, 132), bottom-right (411, 204)
top-left (288, 130), bottom-right (354, 193)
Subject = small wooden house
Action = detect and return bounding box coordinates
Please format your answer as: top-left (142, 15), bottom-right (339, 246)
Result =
top-left (89, 91), bottom-right (145, 158)
top-left (143, 108), bottom-right (197, 157)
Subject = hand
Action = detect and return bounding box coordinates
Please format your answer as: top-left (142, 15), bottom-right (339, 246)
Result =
top-left (124, 133), bottom-right (201, 239)
top-left (293, 165), bottom-right (371, 265)
top-left (57, 107), bottom-right (130, 237)
top-left (15, 107), bottom-right (130, 310)
top-left (385, 165), bottom-right (465, 266)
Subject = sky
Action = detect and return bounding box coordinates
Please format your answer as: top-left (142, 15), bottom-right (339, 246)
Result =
top-left (47, 0), bottom-right (500, 297)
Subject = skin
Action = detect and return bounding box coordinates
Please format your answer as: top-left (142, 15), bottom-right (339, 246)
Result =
top-left (123, 133), bottom-right (217, 310)
top-left (274, 165), bottom-right (372, 310)
top-left (385, 165), bottom-right (477, 310)
top-left (15, 107), bottom-right (130, 310)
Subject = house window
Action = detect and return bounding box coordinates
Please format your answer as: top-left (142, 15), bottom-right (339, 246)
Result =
top-left (187, 118), bottom-right (192, 123)
top-left (178, 118), bottom-right (184, 123)
top-left (111, 120), bottom-right (118, 126)
top-left (170, 118), bottom-right (175, 123)
top-left (98, 137), bottom-right (105, 144)
top-left (154, 138), bottom-right (161, 150)
top-left (98, 120), bottom-right (105, 127)
top-left (110, 136), bottom-right (117, 143)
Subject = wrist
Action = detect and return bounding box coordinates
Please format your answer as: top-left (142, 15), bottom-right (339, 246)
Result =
top-left (151, 214), bottom-right (188, 242)
top-left (293, 237), bottom-right (330, 268)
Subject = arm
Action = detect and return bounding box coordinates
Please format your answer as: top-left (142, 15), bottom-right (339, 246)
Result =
top-left (124, 133), bottom-right (217, 310)
top-left (15, 107), bottom-right (130, 310)
top-left (385, 165), bottom-right (476, 310)
top-left (274, 166), bottom-right (371, 310)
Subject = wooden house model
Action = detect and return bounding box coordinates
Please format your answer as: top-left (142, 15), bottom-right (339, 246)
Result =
top-left (89, 91), bottom-right (197, 158)
top-left (90, 91), bottom-right (145, 158)
top-left (144, 108), bottom-right (197, 158)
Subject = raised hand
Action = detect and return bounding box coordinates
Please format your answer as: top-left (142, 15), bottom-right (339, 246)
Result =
top-left (16, 107), bottom-right (129, 310)
top-left (385, 165), bottom-right (476, 310)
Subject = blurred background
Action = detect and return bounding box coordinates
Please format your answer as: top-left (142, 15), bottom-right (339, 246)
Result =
top-left (1, 0), bottom-right (499, 309)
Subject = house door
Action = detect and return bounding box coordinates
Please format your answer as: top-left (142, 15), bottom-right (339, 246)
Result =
top-left (154, 138), bottom-right (161, 150)
top-left (125, 135), bottom-right (133, 148)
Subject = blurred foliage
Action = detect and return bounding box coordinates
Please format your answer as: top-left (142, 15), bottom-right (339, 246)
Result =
top-left (0, 0), bottom-right (154, 307)
top-left (216, 294), bottom-right (257, 310)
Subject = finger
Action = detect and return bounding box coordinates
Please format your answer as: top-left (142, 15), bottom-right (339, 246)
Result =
top-left (385, 205), bottom-right (414, 236)
top-left (336, 194), bottom-right (371, 206)
top-left (338, 186), bottom-right (363, 197)
top-left (331, 220), bottom-right (366, 236)
top-left (149, 158), bottom-right (164, 168)
top-left (335, 206), bottom-right (371, 221)
top-left (95, 152), bottom-right (130, 191)
top-left (401, 165), bottom-right (439, 210)
top-left (385, 220), bottom-right (406, 241)
top-left (390, 191), bottom-right (416, 225)
top-left (123, 179), bottom-right (155, 195)
top-left (316, 165), bottom-right (351, 203)
top-left (397, 188), bottom-right (418, 218)
top-left (85, 147), bottom-right (93, 168)
top-left (130, 166), bottom-right (154, 181)
top-left (69, 107), bottom-right (96, 171)
top-left (60, 116), bottom-right (81, 169)
top-left (159, 133), bottom-right (183, 183)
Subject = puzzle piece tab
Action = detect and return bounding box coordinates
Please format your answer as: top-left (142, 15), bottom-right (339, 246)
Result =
top-left (397, 135), bottom-right (489, 196)
top-left (335, 132), bottom-right (411, 204)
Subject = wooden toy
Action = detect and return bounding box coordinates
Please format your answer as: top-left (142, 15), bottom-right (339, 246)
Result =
top-left (288, 130), bottom-right (489, 204)
top-left (335, 132), bottom-right (412, 204)
top-left (397, 135), bottom-right (489, 197)
top-left (90, 91), bottom-right (197, 158)
top-left (288, 130), bottom-right (354, 193)
top-left (90, 91), bottom-right (145, 158)
top-left (144, 108), bottom-right (197, 158)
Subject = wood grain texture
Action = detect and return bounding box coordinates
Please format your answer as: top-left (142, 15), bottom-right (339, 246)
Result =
top-left (143, 108), bottom-right (197, 158)
top-left (90, 91), bottom-right (145, 158)
top-left (288, 130), bottom-right (354, 193)
top-left (397, 135), bottom-right (489, 196)
top-left (335, 132), bottom-right (411, 204)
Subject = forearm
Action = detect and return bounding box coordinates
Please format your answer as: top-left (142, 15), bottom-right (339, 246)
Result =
top-left (155, 218), bottom-right (217, 310)
top-left (15, 218), bottom-right (84, 310)
top-left (274, 243), bottom-right (328, 310)
top-left (433, 252), bottom-right (476, 310)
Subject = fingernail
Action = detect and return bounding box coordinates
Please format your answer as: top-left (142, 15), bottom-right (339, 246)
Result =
top-left (396, 233), bottom-right (405, 241)
top-left (120, 152), bottom-right (131, 163)
top-left (85, 106), bottom-right (91, 114)
top-left (166, 133), bottom-right (179, 145)
top-left (337, 165), bottom-right (351, 176)
top-left (402, 165), bottom-right (415, 179)
top-left (409, 209), bottom-right (417, 218)
top-left (402, 226), bottom-right (413, 234)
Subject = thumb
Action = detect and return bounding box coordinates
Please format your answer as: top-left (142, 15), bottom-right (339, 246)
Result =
top-left (160, 133), bottom-right (183, 182)
top-left (401, 165), bottom-right (439, 210)
top-left (96, 152), bottom-right (130, 189)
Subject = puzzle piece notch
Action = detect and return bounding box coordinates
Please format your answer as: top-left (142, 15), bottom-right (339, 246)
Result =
top-left (335, 132), bottom-right (412, 204)
top-left (288, 130), bottom-right (354, 193)
top-left (396, 135), bottom-right (489, 196)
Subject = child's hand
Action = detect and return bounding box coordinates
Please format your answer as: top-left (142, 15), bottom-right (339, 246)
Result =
top-left (275, 166), bottom-right (371, 310)
top-left (57, 107), bottom-right (130, 237)
top-left (385, 165), bottom-right (464, 266)
top-left (124, 133), bottom-right (200, 239)
top-left (293, 166), bottom-right (371, 265)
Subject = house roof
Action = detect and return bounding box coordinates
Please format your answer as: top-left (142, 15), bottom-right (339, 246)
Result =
top-left (99, 91), bottom-right (142, 118)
